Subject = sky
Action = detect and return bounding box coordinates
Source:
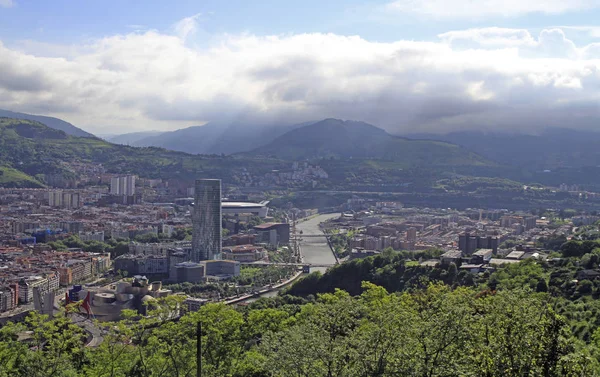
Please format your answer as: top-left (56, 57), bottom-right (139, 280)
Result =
top-left (1, 0), bottom-right (600, 135)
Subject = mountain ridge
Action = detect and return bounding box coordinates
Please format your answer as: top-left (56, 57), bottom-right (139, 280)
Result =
top-left (0, 109), bottom-right (95, 138)
top-left (108, 131), bottom-right (164, 145)
top-left (404, 128), bottom-right (600, 169)
top-left (127, 121), bottom-right (315, 155)
top-left (245, 118), bottom-right (493, 167)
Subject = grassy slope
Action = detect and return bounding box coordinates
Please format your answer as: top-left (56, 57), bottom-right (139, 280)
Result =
top-left (0, 166), bottom-right (44, 188)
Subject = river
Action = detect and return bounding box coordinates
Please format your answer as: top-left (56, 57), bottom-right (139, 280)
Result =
top-left (242, 213), bottom-right (340, 302)
top-left (296, 213), bottom-right (340, 273)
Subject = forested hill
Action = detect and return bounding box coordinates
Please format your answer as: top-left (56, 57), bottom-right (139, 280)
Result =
top-left (405, 128), bottom-right (600, 170)
top-left (0, 118), bottom-right (278, 187)
top-left (0, 109), bottom-right (95, 138)
top-left (246, 118), bottom-right (493, 167)
top-left (0, 117), bottom-right (500, 189)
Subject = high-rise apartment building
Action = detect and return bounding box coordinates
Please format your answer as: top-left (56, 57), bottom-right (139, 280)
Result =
top-left (406, 227), bottom-right (417, 242)
top-left (48, 190), bottom-right (62, 207)
top-left (110, 175), bottom-right (136, 196)
top-left (459, 233), bottom-right (499, 255)
top-left (48, 190), bottom-right (81, 209)
top-left (191, 179), bottom-right (222, 262)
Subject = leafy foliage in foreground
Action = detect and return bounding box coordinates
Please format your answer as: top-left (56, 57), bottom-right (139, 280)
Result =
top-left (1, 285), bottom-right (598, 377)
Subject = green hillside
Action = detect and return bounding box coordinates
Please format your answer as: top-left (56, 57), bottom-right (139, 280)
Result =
top-left (0, 117), bottom-right (500, 190)
top-left (247, 118), bottom-right (493, 167)
top-left (0, 166), bottom-right (44, 188)
top-left (0, 118), bottom-right (281, 187)
top-left (0, 108), bottom-right (95, 137)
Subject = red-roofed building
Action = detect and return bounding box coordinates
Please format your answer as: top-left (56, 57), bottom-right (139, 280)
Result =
top-left (222, 244), bottom-right (266, 262)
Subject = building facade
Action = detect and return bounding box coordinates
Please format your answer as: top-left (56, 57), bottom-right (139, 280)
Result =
top-left (110, 175), bottom-right (136, 196)
top-left (192, 179), bottom-right (222, 262)
top-left (48, 190), bottom-right (81, 209)
top-left (253, 223), bottom-right (290, 247)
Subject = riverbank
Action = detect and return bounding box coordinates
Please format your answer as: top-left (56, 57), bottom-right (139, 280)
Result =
top-left (224, 269), bottom-right (304, 305)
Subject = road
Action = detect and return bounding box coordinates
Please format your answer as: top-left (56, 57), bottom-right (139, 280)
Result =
top-left (54, 288), bottom-right (105, 347)
top-left (295, 213), bottom-right (339, 273)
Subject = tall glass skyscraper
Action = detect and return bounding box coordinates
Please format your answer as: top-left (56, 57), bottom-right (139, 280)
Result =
top-left (191, 179), bottom-right (222, 262)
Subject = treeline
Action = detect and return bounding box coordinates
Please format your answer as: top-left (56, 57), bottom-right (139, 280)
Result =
top-left (287, 250), bottom-right (600, 343)
top-left (1, 285), bottom-right (598, 377)
top-left (46, 229), bottom-right (192, 258)
top-left (48, 236), bottom-right (130, 258)
top-left (287, 249), bottom-right (445, 297)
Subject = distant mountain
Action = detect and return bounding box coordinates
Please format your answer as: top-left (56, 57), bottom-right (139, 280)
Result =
top-left (246, 118), bottom-right (491, 167)
top-left (404, 129), bottom-right (600, 169)
top-left (0, 117), bottom-right (286, 188)
top-left (109, 131), bottom-right (164, 145)
top-left (0, 109), bottom-right (95, 138)
top-left (131, 121), bottom-right (311, 155)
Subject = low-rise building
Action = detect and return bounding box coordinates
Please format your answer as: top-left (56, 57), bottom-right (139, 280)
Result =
top-left (114, 255), bottom-right (169, 276)
top-left (184, 297), bottom-right (209, 312)
top-left (79, 231), bottom-right (105, 242)
top-left (169, 262), bottom-right (205, 283)
top-left (349, 249), bottom-right (380, 260)
top-left (470, 249), bottom-right (493, 264)
top-left (201, 260), bottom-right (240, 278)
top-left (253, 223), bottom-right (290, 246)
top-left (222, 245), bottom-right (266, 262)
top-left (440, 250), bottom-right (462, 266)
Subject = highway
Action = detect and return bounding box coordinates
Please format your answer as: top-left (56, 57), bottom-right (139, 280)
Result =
top-left (240, 261), bottom-right (335, 267)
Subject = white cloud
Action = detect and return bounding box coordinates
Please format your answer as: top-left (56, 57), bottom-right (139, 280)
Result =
top-left (438, 27), bottom-right (536, 47)
top-left (440, 27), bottom-right (583, 59)
top-left (0, 0), bottom-right (14, 8)
top-left (1, 27), bottom-right (600, 134)
top-left (386, 0), bottom-right (600, 19)
top-left (173, 13), bottom-right (202, 40)
top-left (556, 26), bottom-right (600, 38)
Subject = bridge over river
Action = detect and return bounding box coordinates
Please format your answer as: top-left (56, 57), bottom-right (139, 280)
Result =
top-left (235, 213), bottom-right (340, 304)
top-left (295, 213), bottom-right (340, 272)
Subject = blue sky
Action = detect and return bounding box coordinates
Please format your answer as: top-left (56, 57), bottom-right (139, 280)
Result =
top-left (2, 0), bottom-right (600, 44)
top-left (1, 0), bottom-right (600, 134)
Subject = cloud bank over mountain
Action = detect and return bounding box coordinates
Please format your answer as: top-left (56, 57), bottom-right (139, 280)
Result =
top-left (1, 17), bottom-right (600, 134)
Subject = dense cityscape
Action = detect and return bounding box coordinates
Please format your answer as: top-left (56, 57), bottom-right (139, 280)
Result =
top-left (0, 170), bottom-right (593, 318)
top-left (7, 1), bottom-right (600, 376)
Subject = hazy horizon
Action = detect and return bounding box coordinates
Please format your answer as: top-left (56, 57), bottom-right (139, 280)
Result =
top-left (2, 1), bottom-right (600, 135)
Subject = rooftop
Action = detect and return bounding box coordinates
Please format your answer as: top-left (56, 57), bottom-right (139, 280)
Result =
top-left (253, 222), bottom-right (288, 230)
top-left (222, 202), bottom-right (265, 208)
top-left (441, 250), bottom-right (462, 259)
